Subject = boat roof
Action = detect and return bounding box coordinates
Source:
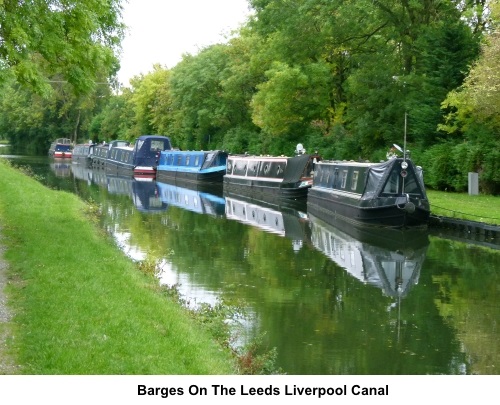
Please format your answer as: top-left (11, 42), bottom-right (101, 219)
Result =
top-left (53, 138), bottom-right (72, 144)
top-left (319, 158), bottom-right (409, 168)
top-left (228, 154), bottom-right (290, 161)
top-left (136, 135), bottom-right (171, 141)
top-left (162, 150), bottom-right (224, 155)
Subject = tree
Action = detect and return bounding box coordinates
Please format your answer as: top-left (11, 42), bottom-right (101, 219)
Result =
top-left (0, 0), bottom-right (124, 95)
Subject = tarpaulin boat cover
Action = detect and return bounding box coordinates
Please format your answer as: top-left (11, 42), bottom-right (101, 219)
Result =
top-left (361, 158), bottom-right (426, 201)
top-left (282, 154), bottom-right (312, 184)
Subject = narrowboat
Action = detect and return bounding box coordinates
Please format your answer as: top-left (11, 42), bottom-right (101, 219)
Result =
top-left (307, 155), bottom-right (430, 228)
top-left (308, 212), bottom-right (429, 299)
top-left (156, 181), bottom-right (226, 217)
top-left (71, 142), bottom-right (96, 166)
top-left (105, 135), bottom-right (172, 178)
top-left (48, 138), bottom-right (73, 159)
top-left (223, 152), bottom-right (319, 203)
top-left (156, 149), bottom-right (228, 185)
top-left (92, 140), bottom-right (131, 169)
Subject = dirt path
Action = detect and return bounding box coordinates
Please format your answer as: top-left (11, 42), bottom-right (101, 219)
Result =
top-left (0, 228), bottom-right (19, 374)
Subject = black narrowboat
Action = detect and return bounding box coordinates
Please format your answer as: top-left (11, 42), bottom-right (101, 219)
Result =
top-left (105, 135), bottom-right (171, 178)
top-left (307, 156), bottom-right (430, 228)
top-left (223, 153), bottom-right (318, 203)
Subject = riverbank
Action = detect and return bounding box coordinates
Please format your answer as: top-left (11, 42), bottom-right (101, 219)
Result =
top-left (0, 159), bottom-right (237, 374)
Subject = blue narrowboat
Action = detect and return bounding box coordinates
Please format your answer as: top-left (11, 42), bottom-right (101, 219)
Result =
top-left (105, 135), bottom-right (172, 178)
top-left (156, 150), bottom-right (228, 185)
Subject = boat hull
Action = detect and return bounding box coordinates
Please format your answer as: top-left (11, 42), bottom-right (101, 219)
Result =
top-left (157, 169), bottom-right (225, 184)
top-left (307, 189), bottom-right (430, 229)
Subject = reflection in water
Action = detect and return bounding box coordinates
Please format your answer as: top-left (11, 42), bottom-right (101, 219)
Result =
top-left (71, 164), bottom-right (167, 213)
top-left (50, 161), bottom-right (72, 177)
top-left (224, 194), bottom-right (309, 253)
top-left (12, 156), bottom-right (499, 374)
top-left (308, 213), bottom-right (429, 299)
top-left (156, 181), bottom-right (226, 217)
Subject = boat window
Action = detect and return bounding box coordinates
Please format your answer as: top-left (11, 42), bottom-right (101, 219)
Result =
top-left (176, 156), bottom-right (182, 165)
top-left (136, 139), bottom-right (145, 152)
top-left (233, 160), bottom-right (248, 175)
top-left (351, 171), bottom-right (359, 190)
top-left (341, 170), bottom-right (348, 188)
top-left (150, 140), bottom-right (165, 151)
top-left (186, 156), bottom-right (190, 166)
top-left (202, 153), bottom-right (215, 169)
top-left (402, 171), bottom-right (423, 195)
top-left (194, 156), bottom-right (200, 166)
top-left (167, 154), bottom-right (173, 165)
top-left (247, 161), bottom-right (258, 176)
top-left (382, 170), bottom-right (400, 194)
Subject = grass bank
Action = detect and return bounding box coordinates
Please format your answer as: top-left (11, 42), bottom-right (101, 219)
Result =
top-left (0, 159), bottom-right (237, 374)
top-left (427, 190), bottom-right (500, 226)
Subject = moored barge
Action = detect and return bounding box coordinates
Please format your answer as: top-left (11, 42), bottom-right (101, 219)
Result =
top-left (156, 149), bottom-right (228, 185)
top-left (105, 135), bottom-right (171, 178)
top-left (223, 153), bottom-right (318, 203)
top-left (307, 156), bottom-right (430, 228)
top-left (92, 140), bottom-right (131, 169)
top-left (48, 138), bottom-right (73, 159)
top-left (72, 142), bottom-right (96, 166)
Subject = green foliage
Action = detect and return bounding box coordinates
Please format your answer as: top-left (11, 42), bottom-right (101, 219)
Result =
top-left (422, 138), bottom-right (500, 194)
top-left (4, 0), bottom-right (500, 193)
top-left (0, 0), bottom-right (124, 95)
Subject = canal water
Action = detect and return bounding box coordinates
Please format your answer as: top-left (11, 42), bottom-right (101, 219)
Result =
top-left (2, 153), bottom-right (499, 375)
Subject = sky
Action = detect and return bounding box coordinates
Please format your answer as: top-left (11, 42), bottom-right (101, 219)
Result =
top-left (117, 0), bottom-right (252, 86)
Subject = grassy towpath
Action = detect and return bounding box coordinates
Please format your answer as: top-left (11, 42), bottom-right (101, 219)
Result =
top-left (0, 160), bottom-right (236, 374)
top-left (427, 190), bottom-right (500, 226)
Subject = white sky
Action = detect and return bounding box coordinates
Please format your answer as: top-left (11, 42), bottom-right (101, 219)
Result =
top-left (117, 0), bottom-right (252, 86)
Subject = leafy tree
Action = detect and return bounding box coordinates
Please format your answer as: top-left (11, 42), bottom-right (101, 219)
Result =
top-left (169, 45), bottom-right (234, 150)
top-left (127, 65), bottom-right (172, 139)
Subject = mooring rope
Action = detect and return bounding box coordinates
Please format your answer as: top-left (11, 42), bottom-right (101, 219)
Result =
top-left (431, 204), bottom-right (500, 222)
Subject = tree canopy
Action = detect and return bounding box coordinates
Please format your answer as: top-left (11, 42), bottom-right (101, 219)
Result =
top-left (0, 0), bottom-right (124, 95)
top-left (1, 0), bottom-right (500, 193)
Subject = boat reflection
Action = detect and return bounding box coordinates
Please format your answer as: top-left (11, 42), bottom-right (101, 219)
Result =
top-left (50, 161), bottom-right (72, 177)
top-left (307, 212), bottom-right (429, 299)
top-left (71, 165), bottom-right (167, 212)
top-left (224, 193), bottom-right (309, 251)
top-left (156, 181), bottom-right (226, 217)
